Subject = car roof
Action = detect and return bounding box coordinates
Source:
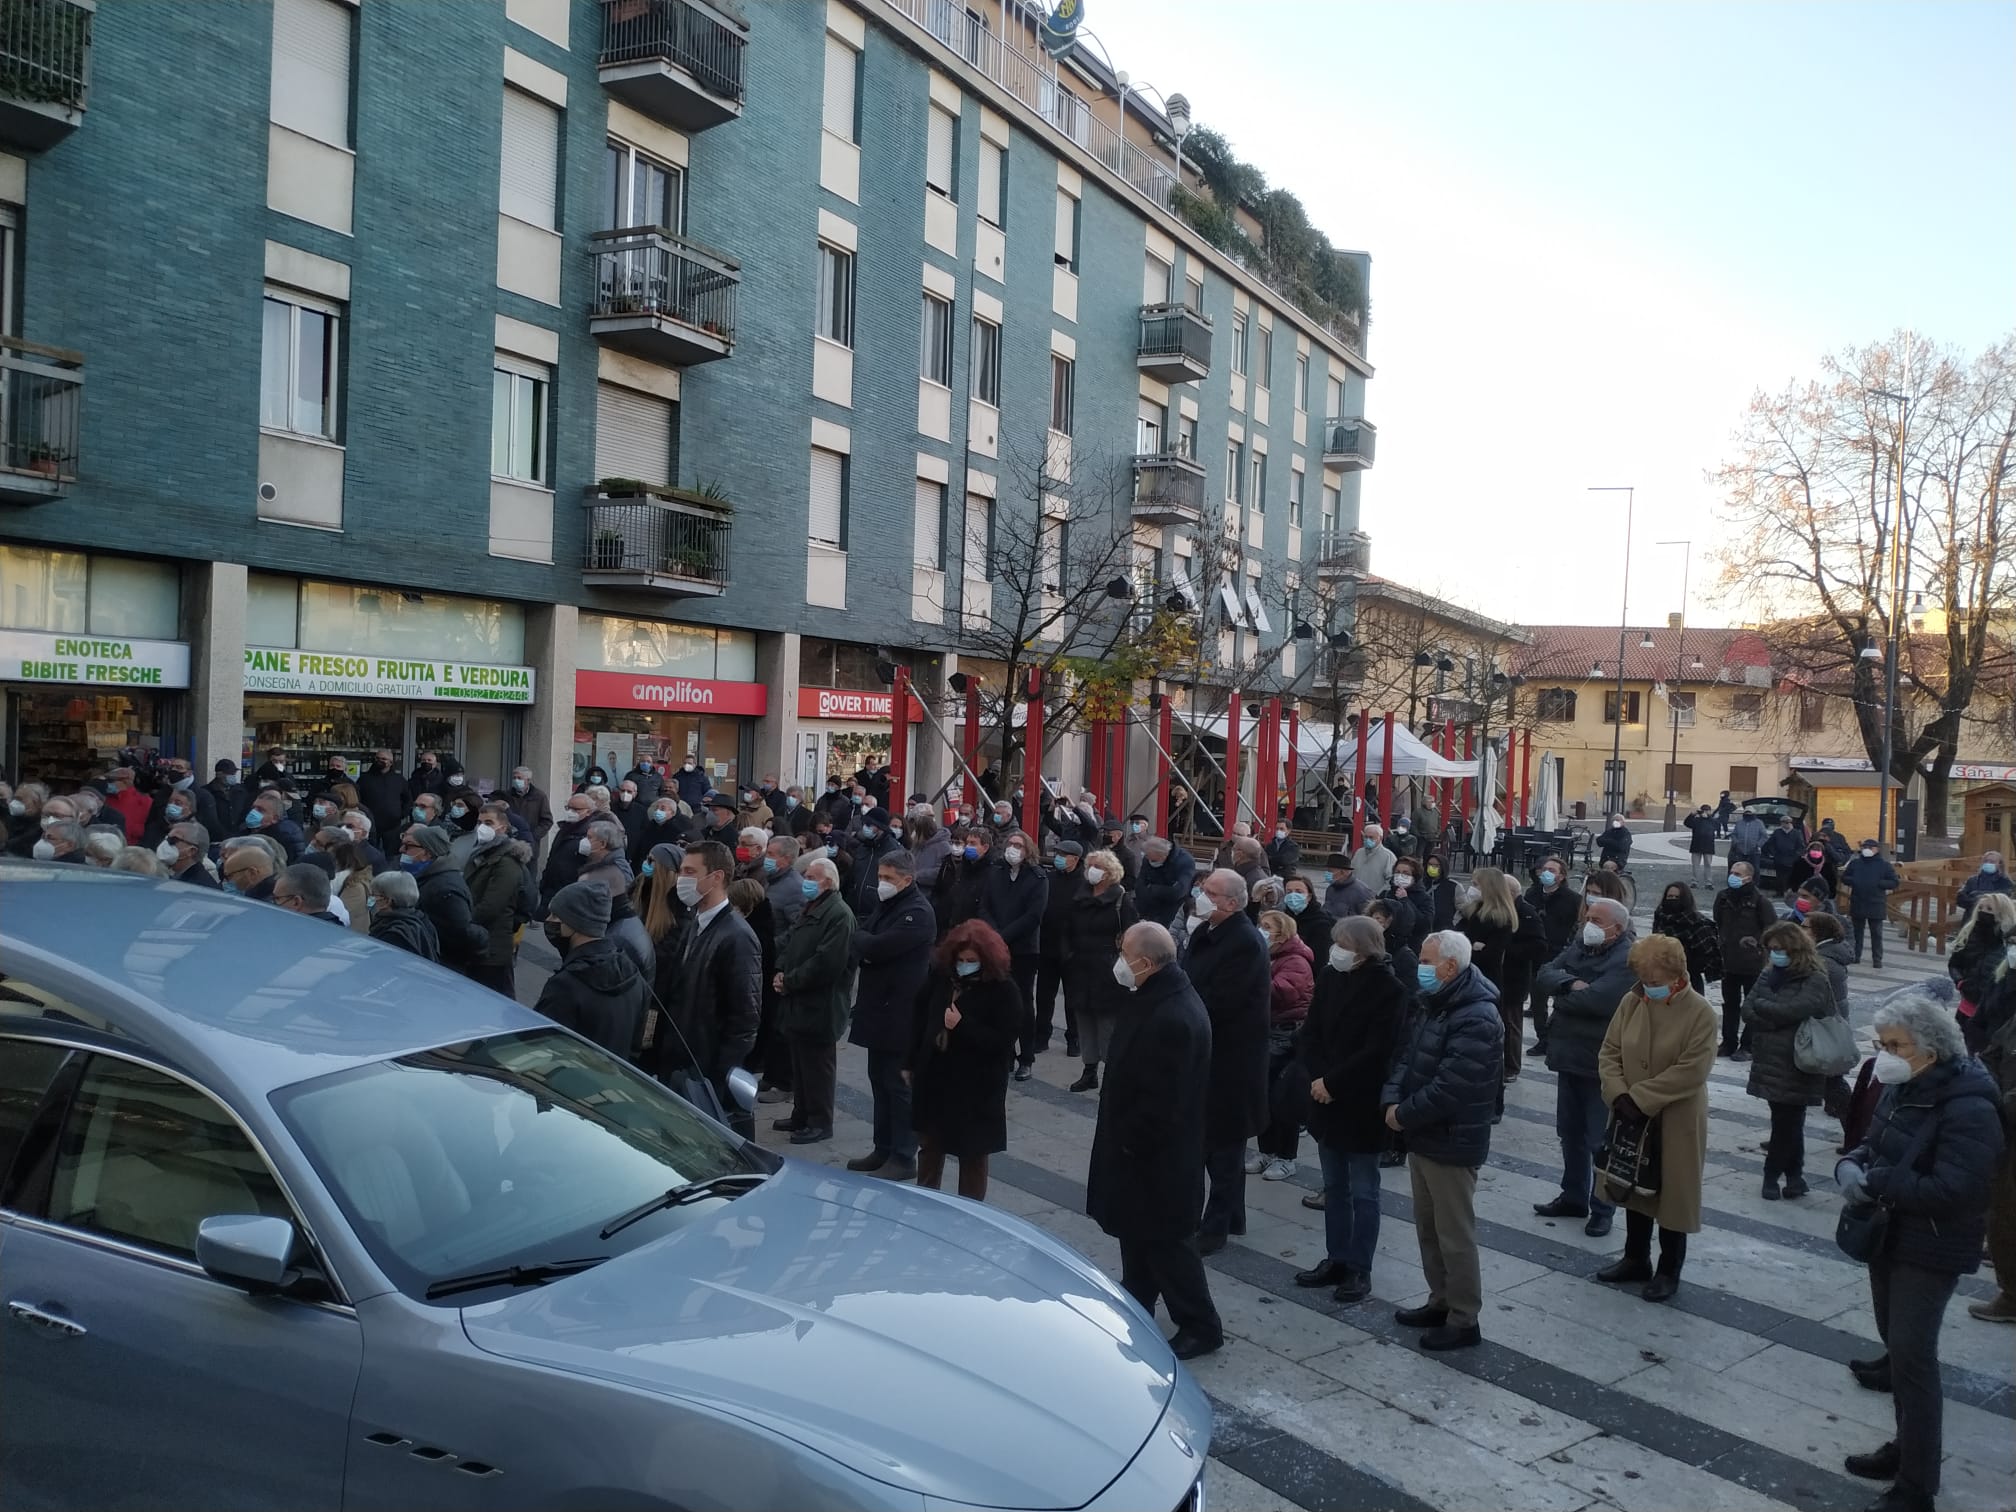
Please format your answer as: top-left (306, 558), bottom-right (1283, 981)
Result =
top-left (0, 862), bottom-right (540, 1093)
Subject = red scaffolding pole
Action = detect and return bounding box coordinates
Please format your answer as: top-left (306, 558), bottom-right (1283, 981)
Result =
top-left (1021, 667), bottom-right (1044, 833)
top-left (1380, 713), bottom-right (1396, 828)
top-left (1152, 699), bottom-right (1173, 835)
top-left (1223, 696), bottom-right (1243, 838)
top-left (1440, 718), bottom-right (1456, 824)
top-left (961, 678), bottom-right (981, 813)
top-left (889, 666), bottom-right (910, 811)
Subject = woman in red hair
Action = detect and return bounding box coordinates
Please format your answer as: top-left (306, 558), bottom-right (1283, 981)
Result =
top-left (907, 919), bottom-right (1023, 1199)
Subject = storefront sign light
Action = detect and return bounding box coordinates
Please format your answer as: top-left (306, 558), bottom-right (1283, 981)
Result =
top-left (0, 629), bottom-right (192, 688)
top-left (797, 687), bottom-right (924, 722)
top-left (244, 647), bottom-right (535, 704)
top-left (574, 669), bottom-right (768, 716)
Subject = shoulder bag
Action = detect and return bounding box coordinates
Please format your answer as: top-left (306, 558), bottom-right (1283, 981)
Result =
top-left (1794, 1012), bottom-right (1860, 1076)
top-left (1598, 1111), bottom-right (1662, 1203)
top-left (1836, 1106), bottom-right (1936, 1263)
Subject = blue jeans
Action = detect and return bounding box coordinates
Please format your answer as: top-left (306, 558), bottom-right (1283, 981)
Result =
top-left (1317, 1145), bottom-right (1382, 1272)
top-left (866, 1048), bottom-right (916, 1160)
top-left (1555, 1070), bottom-right (1614, 1217)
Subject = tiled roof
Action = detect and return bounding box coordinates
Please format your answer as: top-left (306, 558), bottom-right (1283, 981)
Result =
top-left (1512, 625), bottom-right (1775, 685)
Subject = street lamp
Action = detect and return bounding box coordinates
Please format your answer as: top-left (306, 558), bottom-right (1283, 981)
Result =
top-left (1590, 486), bottom-right (1635, 820)
top-left (1869, 389), bottom-right (1911, 850)
top-left (1656, 539), bottom-right (1690, 831)
top-left (1165, 92), bottom-right (1192, 185)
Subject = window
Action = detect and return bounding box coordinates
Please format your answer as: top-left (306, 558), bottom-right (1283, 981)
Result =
top-left (970, 315), bottom-right (1001, 405)
top-left (270, 0), bottom-right (352, 147)
top-left (48, 1056), bottom-right (290, 1259)
top-left (1229, 312), bottom-right (1247, 375)
top-left (1136, 398), bottom-right (1166, 455)
top-left (1256, 324), bottom-right (1273, 389)
top-left (1180, 414), bottom-right (1199, 459)
top-left (1249, 452), bottom-right (1266, 513)
top-left (963, 492), bottom-right (992, 576)
top-left (594, 382), bottom-right (675, 488)
top-left (491, 359), bottom-right (549, 484)
top-left (1664, 763), bottom-right (1694, 800)
top-left (977, 138), bottom-right (1005, 227)
top-left (1320, 483), bottom-right (1339, 534)
top-left (809, 446), bottom-right (847, 548)
top-left (1295, 353), bottom-right (1310, 412)
top-left (1287, 469), bottom-right (1303, 527)
top-left (823, 35), bottom-right (859, 142)
top-left (1800, 690), bottom-right (1827, 732)
top-left (1325, 374), bottom-right (1344, 420)
top-left (1049, 82), bottom-right (1089, 146)
top-left (1039, 518), bottom-right (1064, 592)
top-left (926, 105), bottom-right (957, 198)
top-left (1669, 690), bottom-right (1697, 728)
top-left (1535, 687), bottom-right (1577, 722)
top-left (816, 243), bottom-right (855, 347)
top-left (605, 139), bottom-right (684, 232)
top-left (919, 293), bottom-right (953, 386)
top-left (0, 1038), bottom-right (70, 1190)
top-left (1225, 442), bottom-right (1242, 504)
top-left (1727, 765), bottom-right (1759, 800)
top-left (1053, 189), bottom-right (1079, 271)
top-left (1049, 354), bottom-right (1074, 436)
top-left (1144, 251), bottom-right (1172, 305)
top-left (261, 290), bottom-right (340, 440)
top-left (913, 479), bottom-right (944, 568)
top-left (1603, 690), bottom-right (1643, 725)
top-left (1730, 691), bottom-right (1763, 731)
top-left (499, 88), bottom-right (559, 231)
top-left (1185, 271), bottom-right (1204, 313)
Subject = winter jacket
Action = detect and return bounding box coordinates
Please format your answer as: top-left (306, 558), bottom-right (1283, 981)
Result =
top-left (1324, 876), bottom-right (1372, 920)
top-left (622, 765), bottom-right (663, 806)
top-left (672, 764), bottom-right (710, 809)
top-left (171, 860), bottom-right (221, 891)
top-left (610, 792), bottom-right (648, 850)
top-left (1267, 934), bottom-right (1315, 1026)
top-left (501, 781), bottom-right (553, 846)
top-left (908, 971), bottom-right (1020, 1159)
top-left (1086, 963), bottom-right (1212, 1242)
top-left (1183, 909), bottom-right (1273, 1146)
top-left (1597, 825), bottom-right (1632, 868)
top-left (369, 906), bottom-right (439, 961)
top-left (1713, 882), bottom-right (1778, 976)
top-left (534, 936), bottom-right (648, 1061)
top-left (1727, 813), bottom-right (1767, 866)
top-left (1741, 967), bottom-right (1836, 1106)
top-left (1534, 928), bottom-right (1640, 1078)
top-left (1040, 863), bottom-right (1087, 959)
top-left (1683, 812), bottom-right (1719, 856)
top-left (1843, 1057), bottom-right (2005, 1274)
top-left (1956, 866), bottom-right (2015, 916)
top-left (1287, 896), bottom-right (1331, 956)
top-left (354, 764), bottom-right (411, 840)
top-left (1418, 874), bottom-right (1459, 934)
top-left (1816, 938), bottom-right (1852, 1014)
top-left (978, 857), bottom-right (1048, 957)
top-left (1376, 890), bottom-right (1420, 954)
top-left (1784, 851), bottom-right (1839, 898)
top-left (1950, 918), bottom-right (2008, 1010)
top-left (777, 890), bottom-right (857, 1042)
top-left (909, 827), bottom-right (954, 895)
top-left (653, 904), bottom-right (762, 1093)
top-left (935, 852), bottom-right (989, 932)
top-left (848, 883), bottom-right (937, 1053)
top-left (538, 816), bottom-right (592, 910)
top-left (1265, 833), bottom-right (1302, 877)
top-left (845, 828), bottom-right (903, 917)
top-left (1380, 964), bottom-right (1503, 1167)
top-left (1062, 883), bottom-right (1138, 1027)
top-left (1525, 879), bottom-right (1581, 957)
top-left (103, 784), bottom-right (152, 838)
top-left (244, 813), bottom-right (304, 863)
top-left (1134, 847), bottom-right (1196, 927)
top-left (1462, 901), bottom-right (1548, 1014)
top-left (464, 836), bottom-right (531, 969)
top-left (332, 867), bottom-right (370, 933)
top-left (1760, 825), bottom-right (1804, 883)
top-left (1349, 841), bottom-right (1395, 897)
top-left (1652, 901), bottom-right (1722, 982)
top-left (605, 904), bottom-right (655, 980)
top-left (629, 812), bottom-right (690, 870)
top-left (414, 858), bottom-right (485, 970)
top-left (1840, 854), bottom-right (1900, 922)
top-left (204, 776), bottom-right (256, 836)
top-left (1297, 957), bottom-right (1410, 1153)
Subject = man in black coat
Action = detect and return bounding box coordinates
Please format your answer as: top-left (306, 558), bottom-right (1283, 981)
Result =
top-left (535, 881), bottom-right (648, 1061)
top-left (1036, 840), bottom-right (1086, 1057)
top-left (401, 824), bottom-right (485, 973)
top-left (1182, 867), bottom-right (1272, 1255)
top-left (355, 748), bottom-right (411, 842)
top-left (979, 832), bottom-right (1048, 1078)
top-left (503, 764), bottom-right (555, 852)
top-left (1522, 855), bottom-right (1582, 1056)
top-left (701, 794), bottom-right (741, 850)
top-left (623, 758), bottom-right (663, 806)
top-left (845, 850), bottom-right (937, 1178)
top-left (1088, 921), bottom-right (1221, 1360)
top-left (656, 840), bottom-right (760, 1136)
top-left (1134, 836), bottom-right (1197, 928)
top-left (845, 806), bottom-right (903, 918)
top-left (539, 792), bottom-right (597, 913)
top-left (203, 759), bottom-right (253, 838)
top-left (409, 750), bottom-right (452, 800)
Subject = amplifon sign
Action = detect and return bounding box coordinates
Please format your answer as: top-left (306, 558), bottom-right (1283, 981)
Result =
top-left (244, 647), bottom-right (535, 704)
top-left (0, 630), bottom-right (191, 688)
top-left (575, 669), bottom-right (768, 716)
top-left (797, 687), bottom-right (924, 722)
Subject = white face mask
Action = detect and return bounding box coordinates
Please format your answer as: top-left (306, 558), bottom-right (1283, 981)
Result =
top-left (876, 879), bottom-right (900, 901)
top-left (447, 775), bottom-right (465, 787)
top-left (577, 837), bottom-right (592, 856)
top-left (1193, 893), bottom-right (1215, 918)
top-left (155, 839), bottom-right (179, 862)
top-left (675, 874), bottom-right (702, 907)
top-left (31, 839), bottom-right (55, 861)
top-left (1581, 922), bottom-right (1607, 947)
top-left (1393, 875), bottom-right (1413, 891)
top-left (1275, 828), bottom-right (1288, 840)
top-left (1004, 846), bottom-right (1024, 866)
top-left (1330, 945), bottom-right (1357, 972)
top-left (1861, 848), bottom-right (1876, 859)
top-left (6, 799), bottom-right (22, 816)
top-left (1872, 1051), bottom-right (1917, 1086)
top-left (1111, 955), bottom-right (1137, 990)
top-left (475, 823), bottom-right (497, 843)
top-left (1084, 865), bottom-right (1106, 885)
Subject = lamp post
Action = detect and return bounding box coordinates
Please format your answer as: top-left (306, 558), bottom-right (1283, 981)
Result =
top-left (1656, 539), bottom-right (1690, 831)
top-left (1166, 92), bottom-right (1192, 187)
top-left (1589, 486), bottom-right (1635, 820)
top-left (1869, 389), bottom-right (1911, 850)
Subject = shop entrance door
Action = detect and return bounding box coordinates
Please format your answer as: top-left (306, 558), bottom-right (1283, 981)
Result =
top-left (407, 710), bottom-right (513, 796)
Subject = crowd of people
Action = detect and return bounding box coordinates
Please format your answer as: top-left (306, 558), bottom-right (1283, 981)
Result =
top-left (6, 757), bottom-right (2013, 1509)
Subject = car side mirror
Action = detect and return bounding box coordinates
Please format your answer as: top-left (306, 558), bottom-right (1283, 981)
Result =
top-left (196, 1214), bottom-right (300, 1292)
top-left (725, 1066), bottom-right (758, 1116)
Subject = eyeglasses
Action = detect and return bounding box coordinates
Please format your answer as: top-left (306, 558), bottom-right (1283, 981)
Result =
top-left (1874, 1037), bottom-right (1915, 1055)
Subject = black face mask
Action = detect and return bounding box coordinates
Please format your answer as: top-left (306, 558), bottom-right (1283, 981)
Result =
top-left (543, 922), bottom-right (571, 958)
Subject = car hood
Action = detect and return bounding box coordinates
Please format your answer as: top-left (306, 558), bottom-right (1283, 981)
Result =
top-left (461, 1163), bottom-right (1174, 1509)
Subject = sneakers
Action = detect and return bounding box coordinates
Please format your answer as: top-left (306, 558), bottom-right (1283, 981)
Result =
top-left (1967, 1292), bottom-right (2016, 1324)
top-left (1261, 1158), bottom-right (1297, 1181)
top-left (1243, 1149), bottom-right (1268, 1175)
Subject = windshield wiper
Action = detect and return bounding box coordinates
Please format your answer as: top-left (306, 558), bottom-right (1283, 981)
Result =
top-left (424, 1257), bottom-right (607, 1301)
top-left (598, 1171), bottom-right (769, 1241)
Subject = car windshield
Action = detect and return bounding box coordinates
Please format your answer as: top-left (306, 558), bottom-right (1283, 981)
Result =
top-left (272, 1028), bottom-right (768, 1300)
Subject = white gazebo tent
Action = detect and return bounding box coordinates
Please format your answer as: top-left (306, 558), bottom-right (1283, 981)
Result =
top-left (1313, 719), bottom-right (1478, 779)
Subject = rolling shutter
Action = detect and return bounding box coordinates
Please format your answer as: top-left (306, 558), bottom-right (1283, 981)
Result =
top-left (913, 480), bottom-right (943, 567)
top-left (594, 384), bottom-right (674, 487)
top-left (270, 0), bottom-right (351, 146)
top-left (823, 36), bottom-right (856, 139)
top-left (499, 89), bottom-right (559, 229)
top-left (927, 107), bottom-right (954, 194)
top-left (963, 493), bottom-right (991, 576)
top-left (809, 448), bottom-right (845, 546)
top-left (977, 140), bottom-right (1003, 225)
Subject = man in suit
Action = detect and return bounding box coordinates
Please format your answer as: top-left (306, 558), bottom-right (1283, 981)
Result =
top-left (1088, 921), bottom-right (1222, 1360)
top-left (1182, 867), bottom-right (1273, 1255)
top-left (656, 839), bottom-right (761, 1137)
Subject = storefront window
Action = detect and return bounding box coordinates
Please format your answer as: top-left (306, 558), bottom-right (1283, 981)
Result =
top-left (86, 558), bottom-right (179, 640)
top-left (292, 580), bottom-right (526, 663)
top-left (574, 714), bottom-right (741, 794)
top-left (12, 690), bottom-right (168, 791)
top-left (801, 636), bottom-right (892, 692)
top-left (577, 614), bottom-right (721, 676)
top-left (0, 544), bottom-right (88, 632)
top-left (247, 572), bottom-right (300, 648)
top-left (717, 629), bottom-right (757, 682)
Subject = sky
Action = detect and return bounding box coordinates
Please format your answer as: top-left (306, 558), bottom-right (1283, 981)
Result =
top-left (1076, 0), bottom-right (2016, 628)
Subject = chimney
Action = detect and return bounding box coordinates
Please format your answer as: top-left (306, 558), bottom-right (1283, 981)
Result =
top-left (1667, 612), bottom-right (1683, 631)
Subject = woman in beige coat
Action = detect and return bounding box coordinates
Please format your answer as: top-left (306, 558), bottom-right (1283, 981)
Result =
top-left (1595, 935), bottom-right (1719, 1302)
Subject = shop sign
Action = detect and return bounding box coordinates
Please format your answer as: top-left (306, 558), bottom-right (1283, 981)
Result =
top-left (0, 629), bottom-right (192, 689)
top-left (1951, 763), bottom-right (2016, 782)
top-left (575, 670), bottom-right (768, 716)
top-left (244, 647), bottom-right (535, 704)
top-left (798, 687), bottom-right (924, 723)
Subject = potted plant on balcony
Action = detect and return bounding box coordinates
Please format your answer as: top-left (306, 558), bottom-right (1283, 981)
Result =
top-left (22, 443), bottom-right (67, 479)
top-left (593, 527), bottom-right (625, 571)
top-left (665, 541), bottom-right (720, 580)
top-left (598, 477), bottom-right (649, 499)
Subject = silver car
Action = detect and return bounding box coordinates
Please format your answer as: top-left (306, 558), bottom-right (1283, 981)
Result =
top-left (0, 864), bottom-right (1209, 1510)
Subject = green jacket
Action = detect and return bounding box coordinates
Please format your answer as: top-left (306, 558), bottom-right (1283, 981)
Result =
top-left (779, 890), bottom-right (857, 1042)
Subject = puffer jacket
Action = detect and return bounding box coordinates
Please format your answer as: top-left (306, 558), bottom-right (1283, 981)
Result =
top-left (909, 826), bottom-right (954, 894)
top-left (415, 858), bottom-right (486, 970)
top-left (1379, 964), bottom-right (1502, 1167)
top-left (464, 837), bottom-right (532, 969)
top-left (1741, 966), bottom-right (1836, 1105)
top-left (1843, 1057), bottom-right (2004, 1274)
top-left (1533, 928), bottom-right (1639, 1078)
top-left (369, 907), bottom-right (439, 962)
top-left (1816, 937), bottom-right (1852, 1015)
top-left (1840, 853), bottom-right (1899, 922)
top-left (1714, 882), bottom-right (1778, 976)
top-left (533, 936), bottom-right (647, 1061)
top-left (978, 856), bottom-right (1048, 956)
top-left (1267, 933), bottom-right (1315, 1026)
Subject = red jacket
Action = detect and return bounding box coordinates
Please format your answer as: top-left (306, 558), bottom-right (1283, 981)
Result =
top-left (1268, 934), bottom-right (1315, 1025)
top-left (103, 785), bottom-right (152, 838)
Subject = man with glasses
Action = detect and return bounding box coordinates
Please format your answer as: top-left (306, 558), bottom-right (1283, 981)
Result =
top-left (156, 822), bottom-right (217, 888)
top-left (271, 863), bottom-right (344, 925)
top-left (219, 837), bottom-right (279, 901)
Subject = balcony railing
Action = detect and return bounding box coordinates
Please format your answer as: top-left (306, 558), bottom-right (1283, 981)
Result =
top-left (583, 488), bottom-right (731, 596)
top-left (1312, 528), bottom-right (1371, 578)
top-left (598, 0), bottom-right (745, 129)
top-left (1131, 450), bottom-right (1206, 525)
top-left (1322, 416), bottom-right (1377, 470)
top-left (0, 336), bottom-right (82, 501)
top-left (0, 0), bottom-right (90, 150)
top-left (590, 228), bottom-right (739, 365)
top-left (1137, 301), bottom-right (1213, 383)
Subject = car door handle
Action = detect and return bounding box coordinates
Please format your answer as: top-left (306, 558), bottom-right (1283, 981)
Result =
top-left (7, 1301), bottom-right (87, 1338)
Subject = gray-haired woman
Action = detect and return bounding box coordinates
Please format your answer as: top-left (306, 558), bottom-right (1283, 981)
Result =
top-left (1836, 995), bottom-right (2003, 1512)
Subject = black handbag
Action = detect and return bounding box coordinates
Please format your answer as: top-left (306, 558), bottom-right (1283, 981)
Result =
top-left (1598, 1111), bottom-right (1662, 1202)
top-left (1836, 1106), bottom-right (1936, 1263)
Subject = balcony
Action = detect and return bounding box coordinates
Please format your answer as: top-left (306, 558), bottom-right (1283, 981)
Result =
top-left (1137, 302), bottom-right (1212, 385)
top-left (1312, 528), bottom-right (1371, 582)
top-left (1322, 416), bottom-right (1377, 471)
top-left (1131, 450), bottom-right (1206, 526)
top-left (582, 486), bottom-right (731, 597)
top-left (0, 336), bottom-right (82, 503)
top-left (590, 228), bottom-right (739, 367)
top-left (0, 0), bottom-right (90, 151)
top-left (598, 0), bottom-right (746, 131)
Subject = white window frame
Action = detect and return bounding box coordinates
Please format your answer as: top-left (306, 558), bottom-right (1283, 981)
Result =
top-left (977, 138), bottom-right (1005, 227)
top-left (809, 446), bottom-right (848, 548)
top-left (926, 104), bottom-right (957, 199)
top-left (970, 315), bottom-right (1002, 406)
top-left (491, 356), bottom-right (550, 486)
top-left (1225, 442), bottom-right (1242, 505)
top-left (817, 242), bottom-right (855, 348)
top-left (1287, 468), bottom-right (1303, 527)
top-left (1185, 271), bottom-right (1205, 313)
top-left (913, 477), bottom-right (945, 569)
top-left (261, 287), bottom-right (342, 442)
top-left (1145, 251), bottom-right (1172, 305)
top-left (1049, 354), bottom-right (1074, 437)
top-left (1325, 374), bottom-right (1344, 421)
top-left (1136, 398), bottom-right (1166, 455)
top-left (605, 137), bottom-right (685, 234)
top-left (1249, 451), bottom-right (1266, 514)
top-left (1294, 352), bottom-right (1310, 413)
top-left (1320, 483), bottom-right (1339, 535)
top-left (920, 291), bottom-right (953, 388)
top-left (823, 35), bottom-right (860, 143)
top-left (1229, 311), bottom-right (1248, 375)
top-left (1053, 188), bottom-right (1079, 271)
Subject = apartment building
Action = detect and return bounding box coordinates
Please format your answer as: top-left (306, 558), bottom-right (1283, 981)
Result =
top-left (0, 0), bottom-right (1373, 801)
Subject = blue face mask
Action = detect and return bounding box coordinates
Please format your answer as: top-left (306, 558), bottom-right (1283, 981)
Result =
top-left (1985, 862), bottom-right (2001, 875)
top-left (762, 856), bottom-right (778, 875)
top-left (1054, 854), bottom-right (1071, 871)
top-left (412, 807), bottom-right (428, 824)
top-left (1415, 963), bottom-right (1441, 991)
top-left (641, 859), bottom-right (655, 877)
top-left (221, 878), bottom-right (241, 895)
top-left (861, 825), bottom-right (879, 840)
top-left (1727, 873), bottom-right (1745, 890)
top-left (785, 796), bottom-right (799, 810)
top-left (1285, 892), bottom-right (1308, 914)
top-left (1768, 949), bottom-right (1790, 969)
top-left (963, 845), bottom-right (980, 861)
top-left (401, 856), bottom-right (427, 875)
top-left (801, 878), bottom-right (821, 899)
top-left (1643, 983), bottom-right (1673, 1002)
top-left (955, 960), bottom-right (980, 978)
top-left (245, 810), bottom-right (264, 828)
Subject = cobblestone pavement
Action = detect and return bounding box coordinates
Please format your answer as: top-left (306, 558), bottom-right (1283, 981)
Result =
top-left (519, 871), bottom-right (2015, 1512)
